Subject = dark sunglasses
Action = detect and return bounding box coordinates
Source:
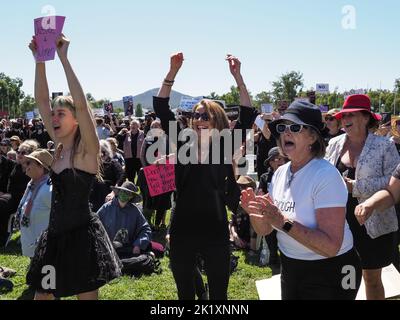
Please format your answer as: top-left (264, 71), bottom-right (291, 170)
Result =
top-left (17, 150), bottom-right (28, 156)
top-left (193, 112), bottom-right (210, 122)
top-left (276, 124), bottom-right (306, 134)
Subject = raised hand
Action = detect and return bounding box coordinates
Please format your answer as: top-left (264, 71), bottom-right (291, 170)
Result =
top-left (56, 33), bottom-right (70, 62)
top-left (170, 52), bottom-right (184, 74)
top-left (28, 36), bottom-right (38, 55)
top-left (226, 54), bottom-right (242, 79)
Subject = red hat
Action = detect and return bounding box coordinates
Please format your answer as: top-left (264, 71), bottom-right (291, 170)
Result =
top-left (335, 94), bottom-right (382, 121)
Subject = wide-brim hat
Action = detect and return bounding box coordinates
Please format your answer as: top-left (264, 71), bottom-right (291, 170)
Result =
top-left (111, 181), bottom-right (142, 203)
top-left (237, 175), bottom-right (257, 190)
top-left (263, 147), bottom-right (286, 167)
top-left (335, 94), bottom-right (382, 121)
top-left (269, 101), bottom-right (329, 139)
top-left (24, 149), bottom-right (53, 171)
top-left (10, 136), bottom-right (21, 143)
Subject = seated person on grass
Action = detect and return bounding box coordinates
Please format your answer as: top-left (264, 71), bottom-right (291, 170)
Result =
top-left (229, 176), bottom-right (258, 254)
top-left (97, 181), bottom-right (152, 258)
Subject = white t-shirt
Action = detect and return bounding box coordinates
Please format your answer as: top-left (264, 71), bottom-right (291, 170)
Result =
top-left (269, 158), bottom-right (353, 261)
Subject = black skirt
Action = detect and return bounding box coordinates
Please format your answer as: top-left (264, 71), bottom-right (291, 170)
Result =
top-left (26, 215), bottom-right (122, 298)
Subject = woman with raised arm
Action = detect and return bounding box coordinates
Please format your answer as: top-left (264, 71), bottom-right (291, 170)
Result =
top-left (153, 53), bottom-right (257, 300)
top-left (27, 34), bottom-right (121, 300)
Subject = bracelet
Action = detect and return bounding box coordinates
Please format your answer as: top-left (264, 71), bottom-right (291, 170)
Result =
top-left (163, 82), bottom-right (174, 87)
top-left (164, 79), bottom-right (175, 84)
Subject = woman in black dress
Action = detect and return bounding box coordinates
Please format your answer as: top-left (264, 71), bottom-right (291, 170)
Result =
top-left (154, 53), bottom-right (257, 299)
top-left (27, 34), bottom-right (121, 300)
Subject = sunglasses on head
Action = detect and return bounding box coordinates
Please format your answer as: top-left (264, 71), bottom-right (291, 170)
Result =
top-left (325, 116), bottom-right (336, 122)
top-left (193, 112), bottom-right (210, 122)
top-left (276, 124), bottom-right (306, 134)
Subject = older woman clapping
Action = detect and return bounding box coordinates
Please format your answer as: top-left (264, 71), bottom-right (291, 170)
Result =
top-left (241, 101), bottom-right (361, 300)
top-left (325, 94), bottom-right (400, 300)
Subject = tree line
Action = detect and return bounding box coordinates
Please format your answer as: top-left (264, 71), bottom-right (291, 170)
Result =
top-left (1, 71), bottom-right (399, 118)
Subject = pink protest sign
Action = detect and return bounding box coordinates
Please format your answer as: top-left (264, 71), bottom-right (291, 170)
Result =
top-left (34, 16), bottom-right (66, 62)
top-left (143, 164), bottom-right (176, 197)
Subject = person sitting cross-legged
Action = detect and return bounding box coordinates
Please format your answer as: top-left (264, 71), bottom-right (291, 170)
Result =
top-left (97, 181), bottom-right (152, 258)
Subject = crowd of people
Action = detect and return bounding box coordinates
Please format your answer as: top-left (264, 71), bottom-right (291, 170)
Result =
top-left (0, 34), bottom-right (399, 300)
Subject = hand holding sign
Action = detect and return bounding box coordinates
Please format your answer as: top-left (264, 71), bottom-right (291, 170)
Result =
top-left (33, 16), bottom-right (66, 62)
top-left (144, 164), bottom-right (176, 197)
top-left (56, 33), bottom-right (70, 62)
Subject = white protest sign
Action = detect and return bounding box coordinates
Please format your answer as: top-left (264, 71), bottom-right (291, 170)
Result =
top-left (179, 97), bottom-right (202, 111)
top-left (261, 104), bottom-right (274, 114)
top-left (256, 275), bottom-right (282, 300)
top-left (344, 89), bottom-right (367, 99)
top-left (255, 115), bottom-right (266, 130)
top-left (316, 83), bottom-right (330, 94)
top-left (92, 108), bottom-right (105, 117)
top-left (25, 112), bottom-right (35, 120)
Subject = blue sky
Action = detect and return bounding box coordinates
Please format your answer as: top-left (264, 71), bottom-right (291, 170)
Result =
top-left (1, 0), bottom-right (399, 101)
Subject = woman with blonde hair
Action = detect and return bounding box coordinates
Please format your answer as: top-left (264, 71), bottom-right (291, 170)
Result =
top-left (27, 34), bottom-right (121, 300)
top-left (154, 53), bottom-right (257, 300)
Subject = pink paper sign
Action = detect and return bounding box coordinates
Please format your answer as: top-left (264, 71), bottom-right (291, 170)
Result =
top-left (143, 164), bottom-right (176, 197)
top-left (34, 16), bottom-right (66, 62)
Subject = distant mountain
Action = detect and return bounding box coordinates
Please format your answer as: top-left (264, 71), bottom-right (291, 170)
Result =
top-left (111, 89), bottom-right (195, 110)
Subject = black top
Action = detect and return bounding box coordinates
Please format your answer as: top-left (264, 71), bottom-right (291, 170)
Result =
top-left (130, 132), bottom-right (139, 158)
top-left (259, 168), bottom-right (274, 194)
top-left (0, 156), bottom-right (16, 193)
top-left (90, 159), bottom-right (125, 212)
top-left (153, 96), bottom-right (257, 242)
top-left (7, 163), bottom-right (30, 211)
top-left (49, 168), bottom-right (95, 235)
top-left (256, 134), bottom-right (276, 179)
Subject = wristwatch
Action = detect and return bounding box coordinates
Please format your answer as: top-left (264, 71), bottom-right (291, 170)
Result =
top-left (282, 220), bottom-right (294, 233)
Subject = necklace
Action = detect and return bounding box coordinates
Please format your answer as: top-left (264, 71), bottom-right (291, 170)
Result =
top-left (59, 147), bottom-right (72, 160)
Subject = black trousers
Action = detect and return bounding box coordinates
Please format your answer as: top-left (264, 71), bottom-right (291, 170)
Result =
top-left (281, 248), bottom-right (362, 300)
top-left (169, 239), bottom-right (230, 300)
top-left (125, 158), bottom-right (142, 183)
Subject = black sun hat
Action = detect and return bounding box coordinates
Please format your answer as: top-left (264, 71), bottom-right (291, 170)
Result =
top-left (269, 101), bottom-right (329, 139)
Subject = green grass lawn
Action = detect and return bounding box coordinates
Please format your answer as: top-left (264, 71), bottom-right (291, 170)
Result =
top-left (0, 232), bottom-right (275, 300)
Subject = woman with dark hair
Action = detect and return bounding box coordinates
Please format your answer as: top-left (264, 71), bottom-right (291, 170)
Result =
top-left (0, 140), bottom-right (38, 246)
top-left (242, 101), bottom-right (362, 300)
top-left (27, 34), bottom-right (121, 300)
top-left (154, 53), bottom-right (257, 300)
top-left (325, 94), bottom-right (400, 300)
top-left (90, 140), bottom-right (125, 212)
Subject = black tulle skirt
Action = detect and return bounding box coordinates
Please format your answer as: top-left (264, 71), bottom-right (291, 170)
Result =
top-left (26, 215), bottom-right (122, 298)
